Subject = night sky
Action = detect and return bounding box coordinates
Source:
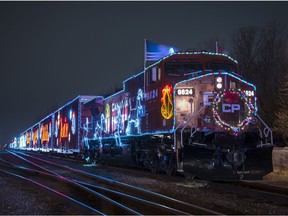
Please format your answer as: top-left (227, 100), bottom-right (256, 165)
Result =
top-left (0, 1), bottom-right (287, 144)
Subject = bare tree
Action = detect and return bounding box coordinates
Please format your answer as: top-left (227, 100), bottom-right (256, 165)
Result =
top-left (231, 21), bottom-right (288, 128)
top-left (257, 21), bottom-right (288, 125)
top-left (273, 75), bottom-right (288, 146)
top-left (231, 26), bottom-right (262, 82)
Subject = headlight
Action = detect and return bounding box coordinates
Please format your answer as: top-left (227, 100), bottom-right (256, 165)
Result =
top-left (216, 83), bottom-right (223, 89)
top-left (216, 77), bottom-right (222, 83)
top-left (215, 76), bottom-right (223, 89)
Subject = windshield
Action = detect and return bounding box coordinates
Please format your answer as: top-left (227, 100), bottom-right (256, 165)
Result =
top-left (165, 62), bottom-right (203, 76)
top-left (205, 62), bottom-right (236, 73)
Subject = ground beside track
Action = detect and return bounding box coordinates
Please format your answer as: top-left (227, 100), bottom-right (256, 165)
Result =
top-left (0, 150), bottom-right (288, 215)
top-left (0, 172), bottom-right (90, 215)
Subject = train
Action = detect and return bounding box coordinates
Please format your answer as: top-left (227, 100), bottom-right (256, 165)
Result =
top-left (10, 51), bottom-right (274, 180)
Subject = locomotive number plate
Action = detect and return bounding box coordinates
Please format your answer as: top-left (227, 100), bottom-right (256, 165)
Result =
top-left (176, 88), bottom-right (195, 96)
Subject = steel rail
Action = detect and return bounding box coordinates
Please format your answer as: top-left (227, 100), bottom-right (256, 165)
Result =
top-left (10, 150), bottom-right (222, 215)
top-left (2, 151), bottom-right (141, 215)
top-left (74, 179), bottom-right (189, 215)
top-left (231, 180), bottom-right (288, 199)
top-left (211, 180), bottom-right (288, 205)
top-left (1, 158), bottom-right (187, 215)
top-left (0, 166), bottom-right (104, 215)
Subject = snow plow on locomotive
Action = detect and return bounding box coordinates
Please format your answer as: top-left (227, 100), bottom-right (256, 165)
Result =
top-left (12, 51), bottom-right (273, 180)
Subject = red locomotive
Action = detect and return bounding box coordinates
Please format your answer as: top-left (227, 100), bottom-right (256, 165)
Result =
top-left (14, 51), bottom-right (273, 180)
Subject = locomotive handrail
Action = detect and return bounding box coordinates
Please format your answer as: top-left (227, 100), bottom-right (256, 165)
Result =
top-left (173, 105), bottom-right (207, 150)
top-left (256, 114), bottom-right (274, 147)
top-left (174, 113), bottom-right (193, 132)
top-left (180, 105), bottom-right (207, 148)
top-left (173, 113), bottom-right (193, 152)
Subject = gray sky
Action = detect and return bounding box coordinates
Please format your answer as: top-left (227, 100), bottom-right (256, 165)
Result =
top-left (0, 1), bottom-right (287, 144)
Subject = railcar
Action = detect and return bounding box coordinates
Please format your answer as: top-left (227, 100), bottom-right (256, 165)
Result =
top-left (83, 51), bottom-right (273, 180)
top-left (16, 96), bottom-right (95, 155)
top-left (13, 51), bottom-right (273, 180)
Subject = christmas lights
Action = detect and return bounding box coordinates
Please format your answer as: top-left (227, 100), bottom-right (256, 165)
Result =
top-left (26, 131), bottom-right (31, 146)
top-left (71, 111), bottom-right (76, 135)
top-left (126, 88), bottom-right (144, 135)
top-left (161, 85), bottom-right (173, 119)
top-left (105, 103), bottom-right (111, 133)
top-left (33, 129), bottom-right (38, 146)
top-left (20, 135), bottom-right (26, 148)
top-left (146, 51), bottom-right (238, 71)
top-left (212, 89), bottom-right (255, 134)
top-left (41, 123), bottom-right (49, 142)
top-left (14, 52), bottom-right (258, 151)
top-left (60, 117), bottom-right (69, 140)
top-left (173, 72), bottom-right (258, 129)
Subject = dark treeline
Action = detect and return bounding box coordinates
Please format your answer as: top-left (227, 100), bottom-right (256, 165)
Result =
top-left (231, 21), bottom-right (288, 146)
top-left (199, 20), bottom-right (288, 146)
top-left (79, 20), bottom-right (288, 146)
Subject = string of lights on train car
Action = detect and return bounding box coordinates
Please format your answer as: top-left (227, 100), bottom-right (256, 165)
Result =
top-left (212, 89), bottom-right (256, 135)
top-left (146, 51), bottom-right (238, 69)
top-left (161, 85), bottom-right (173, 120)
top-left (14, 52), bottom-right (246, 148)
top-left (121, 51), bottom-right (239, 95)
top-left (216, 72), bottom-right (258, 113)
top-left (171, 71), bottom-right (258, 135)
top-left (99, 51), bottom-right (249, 138)
top-left (17, 96), bottom-right (92, 152)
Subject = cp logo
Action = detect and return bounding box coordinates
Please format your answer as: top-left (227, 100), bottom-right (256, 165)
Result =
top-left (222, 103), bottom-right (240, 113)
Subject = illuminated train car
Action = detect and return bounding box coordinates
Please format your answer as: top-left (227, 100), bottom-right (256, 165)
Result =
top-left (83, 51), bottom-right (273, 180)
top-left (39, 114), bottom-right (53, 150)
top-left (22, 114), bottom-right (54, 151)
top-left (16, 96), bottom-right (95, 154)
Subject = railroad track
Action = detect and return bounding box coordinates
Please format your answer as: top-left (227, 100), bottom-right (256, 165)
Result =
top-left (209, 180), bottom-right (288, 207)
top-left (0, 150), bottom-right (221, 215)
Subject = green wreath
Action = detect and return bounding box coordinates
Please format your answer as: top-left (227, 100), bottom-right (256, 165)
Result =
top-left (212, 89), bottom-right (255, 134)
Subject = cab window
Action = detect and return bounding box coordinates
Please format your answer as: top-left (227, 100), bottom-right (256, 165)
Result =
top-left (205, 62), bottom-right (236, 72)
top-left (165, 62), bottom-right (203, 76)
top-left (148, 66), bottom-right (161, 84)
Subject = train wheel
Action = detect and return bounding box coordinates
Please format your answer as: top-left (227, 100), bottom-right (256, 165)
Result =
top-left (165, 163), bottom-right (176, 176)
top-left (183, 172), bottom-right (198, 180)
top-left (233, 162), bottom-right (245, 180)
top-left (148, 154), bottom-right (159, 174)
top-left (150, 159), bottom-right (159, 174)
top-left (232, 151), bottom-right (246, 180)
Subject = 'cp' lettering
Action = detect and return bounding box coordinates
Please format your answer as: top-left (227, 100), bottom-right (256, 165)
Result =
top-left (222, 103), bottom-right (240, 113)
